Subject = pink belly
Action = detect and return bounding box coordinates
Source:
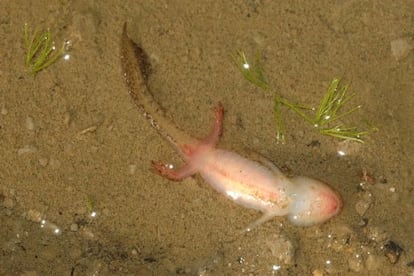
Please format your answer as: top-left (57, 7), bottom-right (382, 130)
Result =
top-left (198, 149), bottom-right (292, 215)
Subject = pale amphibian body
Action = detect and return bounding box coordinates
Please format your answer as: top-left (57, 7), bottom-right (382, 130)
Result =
top-left (120, 23), bottom-right (341, 228)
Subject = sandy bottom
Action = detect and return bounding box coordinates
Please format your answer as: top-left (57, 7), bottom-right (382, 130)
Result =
top-left (1, 1), bottom-right (413, 275)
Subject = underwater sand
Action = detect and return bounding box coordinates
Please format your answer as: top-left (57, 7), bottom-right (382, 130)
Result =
top-left (1, 0), bottom-right (413, 274)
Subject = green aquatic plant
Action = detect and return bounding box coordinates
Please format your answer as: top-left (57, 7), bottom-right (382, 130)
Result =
top-left (85, 194), bottom-right (95, 214)
top-left (234, 50), bottom-right (373, 143)
top-left (24, 23), bottom-right (64, 75)
top-left (233, 50), bottom-right (269, 90)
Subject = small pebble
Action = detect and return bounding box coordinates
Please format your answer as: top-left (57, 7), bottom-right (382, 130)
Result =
top-left (355, 200), bottom-right (369, 216)
top-left (355, 192), bottom-right (372, 216)
top-left (25, 116), bottom-right (35, 130)
top-left (253, 31), bottom-right (266, 45)
top-left (63, 111), bottom-right (72, 127)
top-left (70, 223), bottom-right (79, 232)
top-left (64, 143), bottom-right (75, 156)
top-left (129, 164), bottom-right (137, 174)
top-left (358, 218), bottom-right (368, 227)
top-left (3, 197), bottom-right (15, 209)
top-left (312, 269), bottom-right (324, 276)
top-left (365, 226), bottom-right (389, 243)
top-left (38, 158), bottom-right (48, 167)
top-left (17, 145), bottom-right (37, 155)
top-left (390, 37), bottom-right (414, 61)
top-left (80, 226), bottom-right (95, 240)
top-left (1, 105), bottom-right (7, 115)
top-left (26, 209), bottom-right (43, 223)
top-left (265, 233), bottom-right (295, 265)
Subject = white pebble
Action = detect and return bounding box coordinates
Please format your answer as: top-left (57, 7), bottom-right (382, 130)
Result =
top-left (355, 192), bottom-right (372, 216)
top-left (355, 200), bottom-right (370, 216)
top-left (312, 269), bottom-right (324, 276)
top-left (266, 234), bottom-right (295, 265)
top-left (70, 223), bottom-right (79, 232)
top-left (63, 111), bottom-right (71, 127)
top-left (17, 145), bottom-right (37, 155)
top-left (38, 158), bottom-right (48, 167)
top-left (390, 38), bottom-right (414, 61)
top-left (3, 197), bottom-right (15, 209)
top-left (128, 164), bottom-right (137, 174)
top-left (25, 116), bottom-right (35, 130)
top-left (1, 105), bottom-right (7, 115)
top-left (26, 209), bottom-right (42, 223)
top-left (80, 227), bottom-right (95, 240)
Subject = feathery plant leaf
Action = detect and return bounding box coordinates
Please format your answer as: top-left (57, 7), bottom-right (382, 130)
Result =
top-left (273, 95), bottom-right (285, 143)
top-left (234, 50), bottom-right (375, 143)
top-left (233, 50), bottom-right (269, 91)
top-left (24, 23), bottom-right (65, 76)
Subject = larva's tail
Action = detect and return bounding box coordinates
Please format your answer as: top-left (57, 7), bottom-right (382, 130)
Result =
top-left (120, 23), bottom-right (197, 153)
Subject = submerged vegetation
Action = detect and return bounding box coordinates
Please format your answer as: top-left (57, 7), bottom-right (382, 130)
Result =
top-left (85, 194), bottom-right (96, 214)
top-left (24, 23), bottom-right (65, 76)
top-left (233, 50), bottom-right (374, 144)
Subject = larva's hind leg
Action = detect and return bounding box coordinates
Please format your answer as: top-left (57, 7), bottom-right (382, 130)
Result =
top-left (151, 160), bottom-right (197, 181)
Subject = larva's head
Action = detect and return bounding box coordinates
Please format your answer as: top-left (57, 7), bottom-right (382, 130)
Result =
top-left (287, 176), bottom-right (342, 226)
